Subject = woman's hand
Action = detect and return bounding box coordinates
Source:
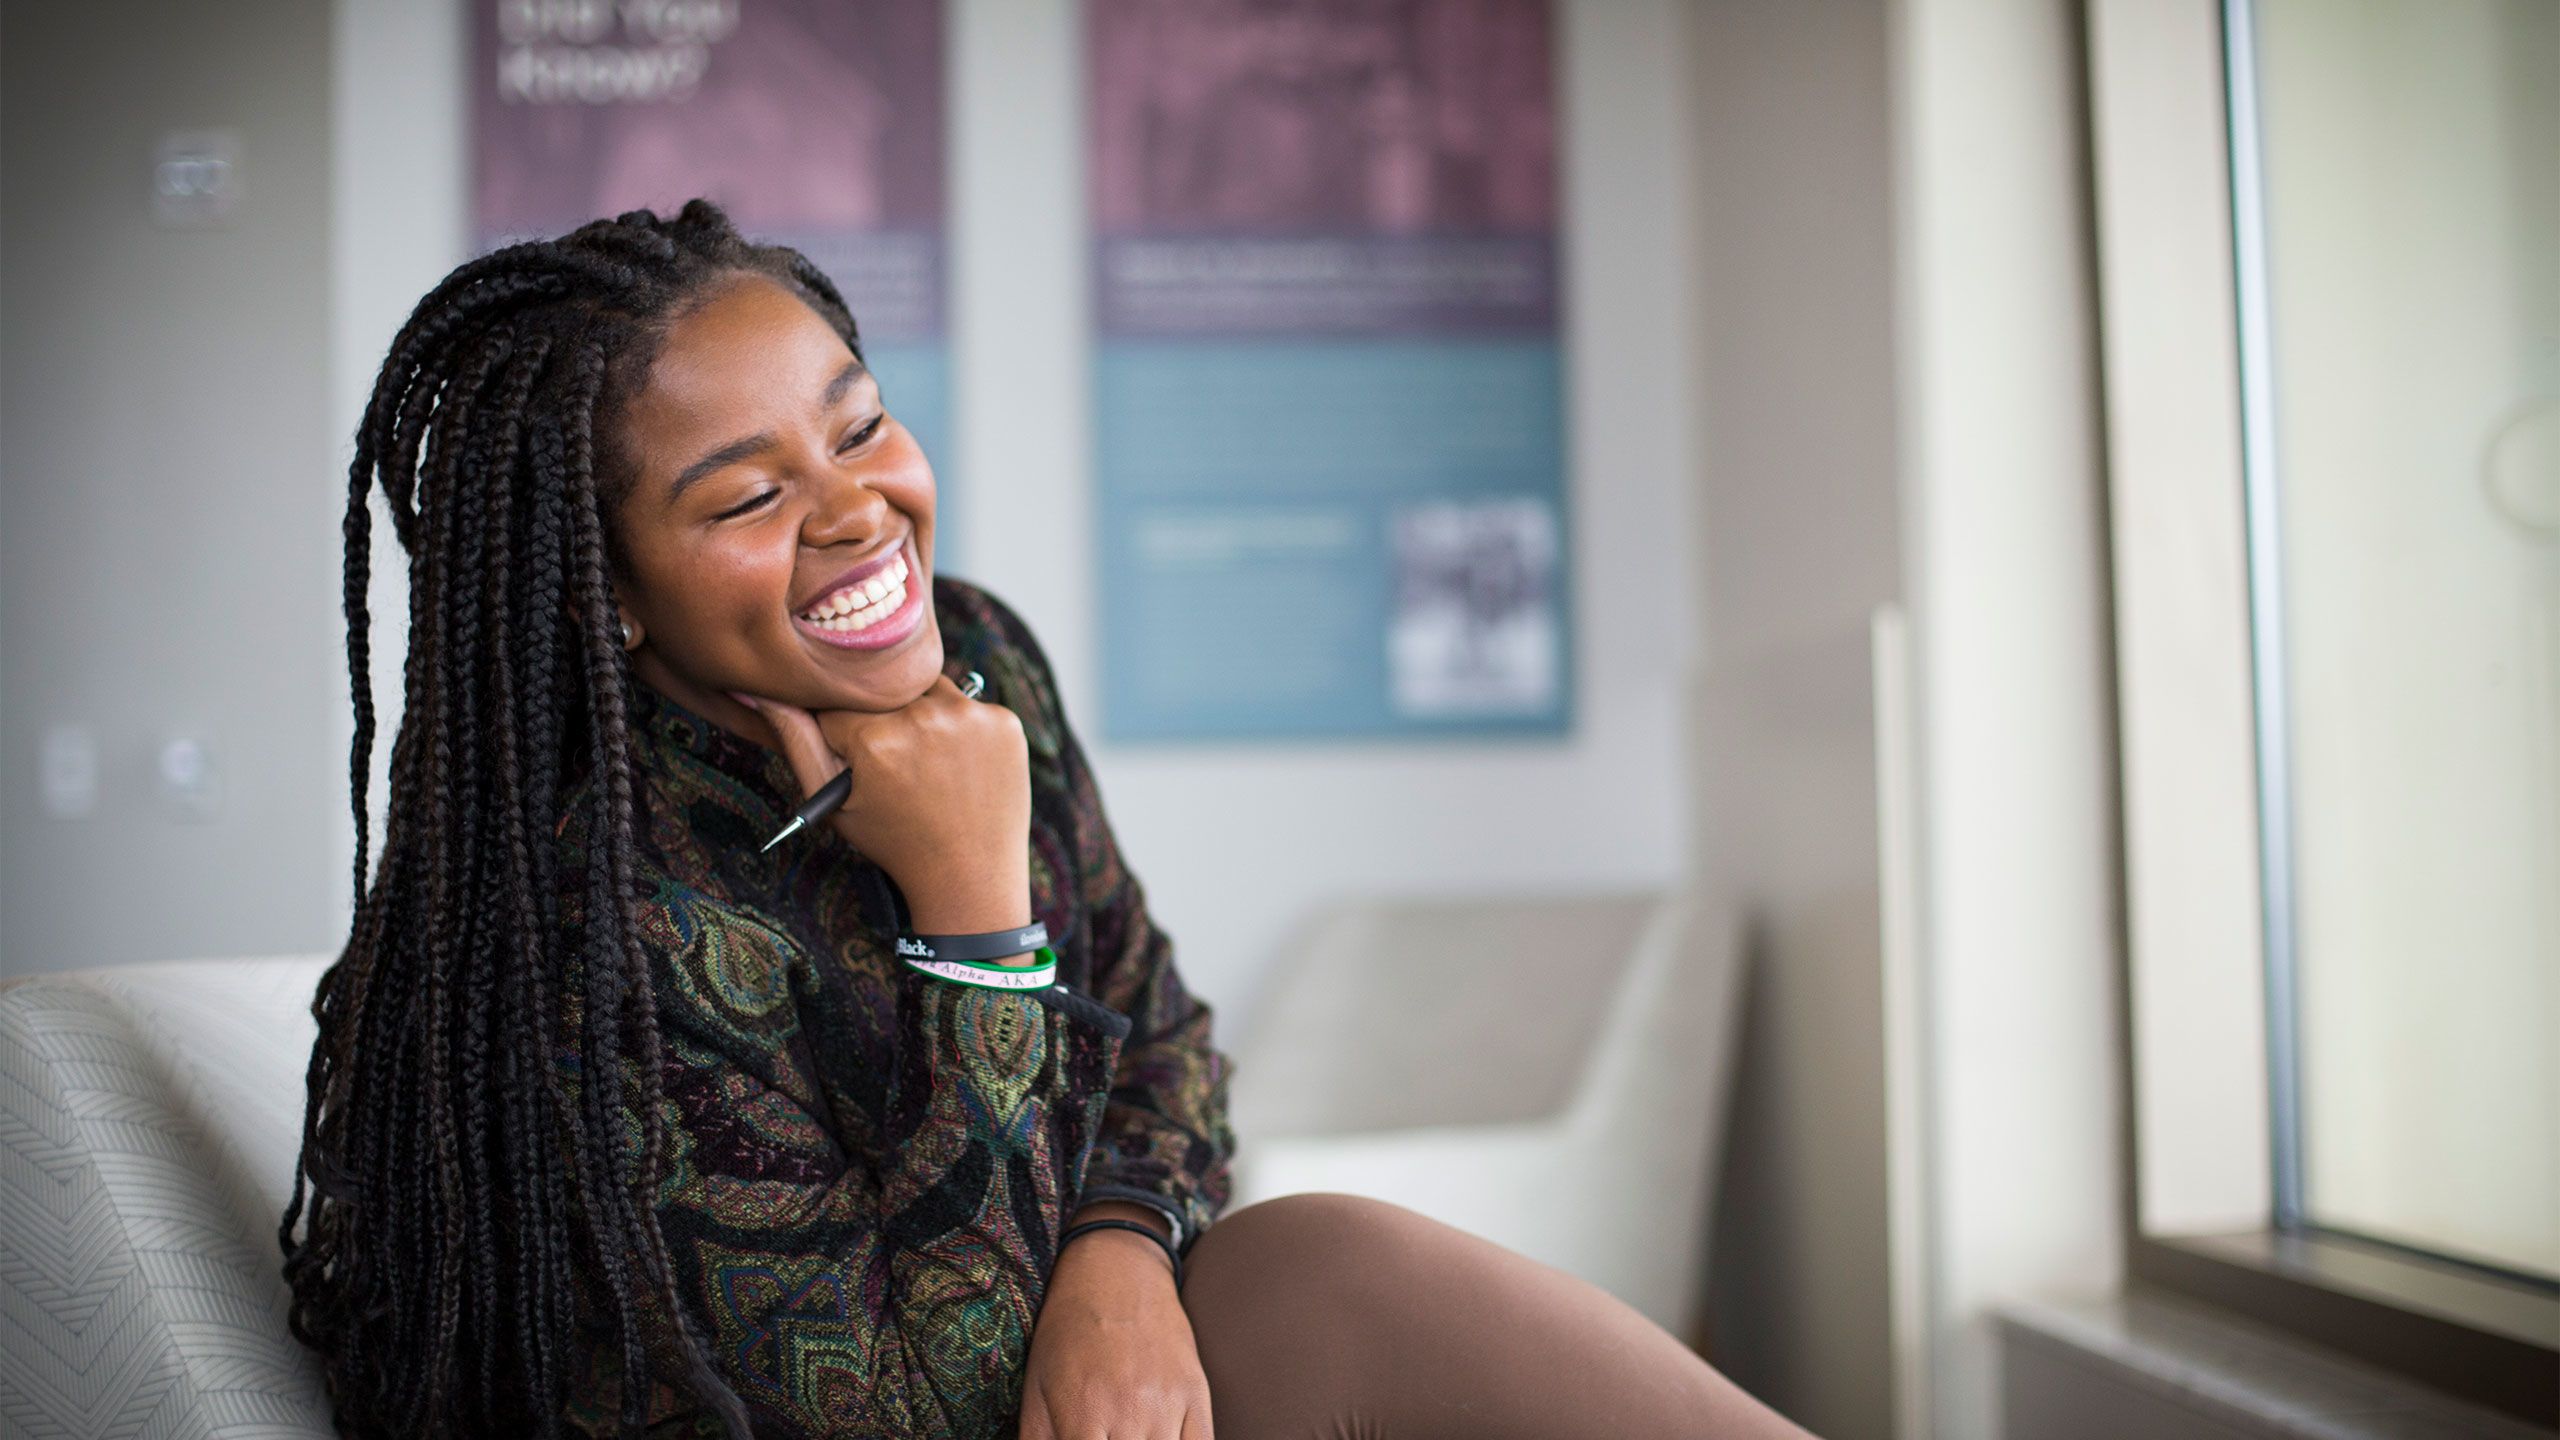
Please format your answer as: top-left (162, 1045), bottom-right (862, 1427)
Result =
top-left (1020, 1210), bottom-right (1213, 1440)
top-left (733, 675), bottom-right (1033, 932)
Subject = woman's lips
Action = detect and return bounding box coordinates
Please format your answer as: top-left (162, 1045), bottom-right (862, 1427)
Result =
top-left (794, 540), bottom-right (925, 652)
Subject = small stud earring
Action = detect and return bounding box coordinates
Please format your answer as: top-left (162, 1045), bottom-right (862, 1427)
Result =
top-left (618, 618), bottom-right (634, 648)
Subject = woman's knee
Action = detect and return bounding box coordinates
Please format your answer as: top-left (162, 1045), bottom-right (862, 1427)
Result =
top-left (1180, 1195), bottom-right (1438, 1422)
top-left (1191, 1193), bottom-right (1431, 1282)
top-left (1184, 1191), bottom-right (1456, 1328)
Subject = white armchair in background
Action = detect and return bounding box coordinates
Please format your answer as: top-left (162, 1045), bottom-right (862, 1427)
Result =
top-left (1226, 892), bottom-right (1747, 1339)
top-left (1, 956), bottom-right (336, 1439)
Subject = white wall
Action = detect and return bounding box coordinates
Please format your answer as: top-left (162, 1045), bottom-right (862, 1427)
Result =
top-left (1894, 0), bottom-right (2125, 1434)
top-left (2086, 0), bottom-right (2275, 1242)
top-left (1, 0), bottom-right (342, 977)
top-left (1679, 7), bottom-right (2130, 1435)
top-left (331, 0), bottom-right (1700, 1025)
top-left (1, 9), bottom-right (8, 764)
top-left (1682, 2), bottom-right (1911, 1435)
top-left (328, 0), bottom-right (465, 945)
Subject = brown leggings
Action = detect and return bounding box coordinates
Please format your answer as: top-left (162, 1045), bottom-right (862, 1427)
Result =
top-left (1178, 1194), bottom-right (1818, 1440)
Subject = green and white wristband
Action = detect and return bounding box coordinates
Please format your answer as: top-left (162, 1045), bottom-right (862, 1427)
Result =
top-left (902, 945), bottom-right (1059, 991)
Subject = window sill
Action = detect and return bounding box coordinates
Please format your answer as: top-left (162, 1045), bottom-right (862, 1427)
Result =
top-left (2131, 1231), bottom-right (2558, 1429)
top-left (2000, 1291), bottom-right (2554, 1439)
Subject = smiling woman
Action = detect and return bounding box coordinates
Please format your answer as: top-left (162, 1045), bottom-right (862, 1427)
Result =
top-left (614, 274), bottom-right (944, 717)
top-left (283, 200), bottom-right (1815, 1440)
top-left (283, 202), bottom-right (1167, 1436)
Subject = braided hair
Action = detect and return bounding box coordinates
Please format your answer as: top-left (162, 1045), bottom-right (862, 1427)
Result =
top-left (281, 201), bottom-right (858, 1437)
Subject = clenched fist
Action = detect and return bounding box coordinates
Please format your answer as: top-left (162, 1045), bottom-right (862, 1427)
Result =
top-left (732, 673), bottom-right (1033, 935)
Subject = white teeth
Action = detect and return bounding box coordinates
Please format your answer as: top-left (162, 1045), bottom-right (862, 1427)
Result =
top-left (805, 579), bottom-right (907, 634)
top-left (799, 550), bottom-right (918, 626)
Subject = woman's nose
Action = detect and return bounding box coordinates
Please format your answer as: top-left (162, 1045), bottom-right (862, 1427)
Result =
top-left (800, 463), bottom-right (889, 547)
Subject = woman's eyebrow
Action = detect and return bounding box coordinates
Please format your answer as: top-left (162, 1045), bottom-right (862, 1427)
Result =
top-left (665, 360), bottom-right (869, 503)
top-left (821, 358), bottom-right (868, 409)
top-left (668, 431), bottom-right (776, 503)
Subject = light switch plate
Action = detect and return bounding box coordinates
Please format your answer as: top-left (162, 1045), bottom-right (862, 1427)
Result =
top-left (153, 129), bottom-right (242, 228)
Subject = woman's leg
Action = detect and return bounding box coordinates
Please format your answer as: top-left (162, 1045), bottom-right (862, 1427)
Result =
top-left (1181, 1193), bottom-right (1816, 1440)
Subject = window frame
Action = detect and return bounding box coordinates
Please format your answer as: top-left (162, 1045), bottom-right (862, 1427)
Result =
top-left (2083, 0), bottom-right (2559, 1425)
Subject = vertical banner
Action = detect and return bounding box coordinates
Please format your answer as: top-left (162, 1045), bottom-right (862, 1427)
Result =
top-left (1089, 0), bottom-right (1571, 741)
top-left (472, 0), bottom-right (952, 542)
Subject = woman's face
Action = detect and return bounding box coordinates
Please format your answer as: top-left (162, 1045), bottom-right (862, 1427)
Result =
top-left (611, 273), bottom-right (942, 739)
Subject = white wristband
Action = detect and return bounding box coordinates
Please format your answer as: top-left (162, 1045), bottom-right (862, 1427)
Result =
top-left (903, 946), bottom-right (1058, 991)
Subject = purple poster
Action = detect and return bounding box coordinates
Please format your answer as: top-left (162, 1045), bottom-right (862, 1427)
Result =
top-left (1089, 0), bottom-right (1556, 338)
top-left (1089, 0), bottom-right (1571, 739)
top-left (472, 0), bottom-right (951, 505)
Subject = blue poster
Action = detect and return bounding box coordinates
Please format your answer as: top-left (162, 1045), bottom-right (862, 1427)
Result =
top-left (1089, 0), bottom-right (1572, 741)
top-left (471, 0), bottom-right (952, 555)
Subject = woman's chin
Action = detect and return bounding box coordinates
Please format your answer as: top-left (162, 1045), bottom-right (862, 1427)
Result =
top-left (806, 632), bottom-right (944, 713)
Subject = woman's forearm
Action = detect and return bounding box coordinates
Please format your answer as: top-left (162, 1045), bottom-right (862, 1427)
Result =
top-left (1021, 1196), bottom-right (1212, 1439)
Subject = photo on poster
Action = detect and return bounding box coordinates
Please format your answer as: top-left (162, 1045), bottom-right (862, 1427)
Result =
top-left (1389, 498), bottom-right (1559, 717)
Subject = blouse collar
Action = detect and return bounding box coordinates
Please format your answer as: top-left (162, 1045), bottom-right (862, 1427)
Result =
top-left (624, 678), bottom-right (802, 832)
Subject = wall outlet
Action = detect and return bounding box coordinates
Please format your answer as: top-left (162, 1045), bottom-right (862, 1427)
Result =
top-left (158, 735), bottom-right (223, 822)
top-left (40, 726), bottom-right (99, 819)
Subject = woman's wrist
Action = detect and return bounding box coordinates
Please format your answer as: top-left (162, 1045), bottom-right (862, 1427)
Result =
top-left (1059, 1202), bottom-right (1181, 1286)
top-left (1071, 1200), bottom-right (1174, 1243)
top-left (901, 868), bottom-right (1032, 940)
top-left (901, 866), bottom-right (1048, 969)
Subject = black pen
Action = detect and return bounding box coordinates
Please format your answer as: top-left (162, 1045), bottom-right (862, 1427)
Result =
top-left (760, 670), bottom-right (983, 853)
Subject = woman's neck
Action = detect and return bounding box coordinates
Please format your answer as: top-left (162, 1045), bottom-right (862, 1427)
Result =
top-left (630, 652), bottom-right (788, 758)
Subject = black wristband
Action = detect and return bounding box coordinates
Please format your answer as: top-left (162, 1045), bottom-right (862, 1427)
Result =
top-left (1059, 1217), bottom-right (1184, 1290)
top-left (896, 920), bottom-right (1050, 964)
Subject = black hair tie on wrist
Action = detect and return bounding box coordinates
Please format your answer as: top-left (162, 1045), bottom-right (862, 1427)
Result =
top-left (1059, 1217), bottom-right (1184, 1291)
top-left (898, 919), bottom-right (1050, 964)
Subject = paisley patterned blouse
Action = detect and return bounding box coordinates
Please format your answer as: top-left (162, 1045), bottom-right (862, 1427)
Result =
top-left (555, 576), bottom-right (1236, 1438)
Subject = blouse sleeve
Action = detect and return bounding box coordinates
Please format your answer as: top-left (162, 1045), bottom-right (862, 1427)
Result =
top-left (976, 592), bottom-right (1240, 1254)
top-left (1052, 713), bottom-right (1239, 1253)
top-left (631, 889), bottom-right (1129, 1440)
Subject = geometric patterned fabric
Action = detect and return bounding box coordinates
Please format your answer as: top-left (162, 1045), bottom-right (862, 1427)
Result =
top-left (0, 958), bottom-right (336, 1438)
top-left (552, 576), bottom-right (1235, 1437)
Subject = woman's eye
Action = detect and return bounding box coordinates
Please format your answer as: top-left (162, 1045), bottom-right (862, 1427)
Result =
top-left (717, 490), bottom-right (779, 521)
top-left (839, 414), bottom-right (886, 453)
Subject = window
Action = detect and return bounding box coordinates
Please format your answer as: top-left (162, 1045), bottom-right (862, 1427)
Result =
top-left (2087, 0), bottom-right (2558, 1423)
top-left (2241, 0), bottom-right (2559, 1288)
